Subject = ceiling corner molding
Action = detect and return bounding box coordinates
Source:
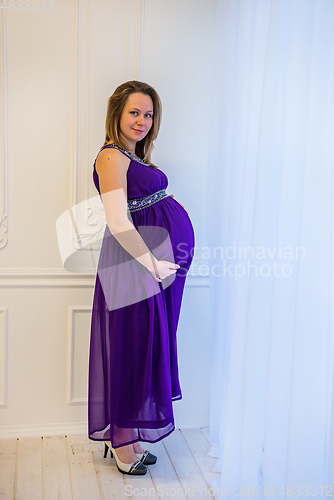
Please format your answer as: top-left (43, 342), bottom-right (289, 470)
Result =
top-left (0, 10), bottom-right (8, 250)
top-left (126, 0), bottom-right (146, 81)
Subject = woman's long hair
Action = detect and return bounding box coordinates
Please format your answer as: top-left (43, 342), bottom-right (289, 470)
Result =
top-left (102, 81), bottom-right (162, 169)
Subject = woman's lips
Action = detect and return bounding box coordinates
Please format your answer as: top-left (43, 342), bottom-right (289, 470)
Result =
top-left (133, 129), bottom-right (144, 134)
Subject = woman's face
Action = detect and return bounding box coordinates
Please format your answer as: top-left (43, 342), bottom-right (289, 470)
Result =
top-left (119, 92), bottom-right (154, 151)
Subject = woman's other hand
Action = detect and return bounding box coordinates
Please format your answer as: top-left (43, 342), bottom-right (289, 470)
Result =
top-left (151, 260), bottom-right (180, 282)
top-left (169, 194), bottom-right (189, 214)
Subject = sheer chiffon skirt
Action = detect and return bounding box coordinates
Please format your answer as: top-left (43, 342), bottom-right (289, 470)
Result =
top-left (88, 256), bottom-right (191, 448)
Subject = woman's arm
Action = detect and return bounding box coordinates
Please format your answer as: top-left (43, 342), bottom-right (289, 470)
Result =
top-left (96, 148), bottom-right (158, 274)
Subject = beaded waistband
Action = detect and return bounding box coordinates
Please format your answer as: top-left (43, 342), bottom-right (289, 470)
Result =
top-left (127, 189), bottom-right (169, 212)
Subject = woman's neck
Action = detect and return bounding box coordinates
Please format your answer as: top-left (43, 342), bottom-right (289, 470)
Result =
top-left (107, 141), bottom-right (136, 155)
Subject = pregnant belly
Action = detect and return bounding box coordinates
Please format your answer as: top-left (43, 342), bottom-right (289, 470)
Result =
top-left (167, 215), bottom-right (195, 267)
top-left (132, 196), bottom-right (195, 269)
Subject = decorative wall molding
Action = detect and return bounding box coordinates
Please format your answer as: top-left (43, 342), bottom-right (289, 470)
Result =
top-left (70, 0), bottom-right (91, 209)
top-left (0, 307), bottom-right (8, 408)
top-left (0, 270), bottom-right (95, 288)
top-left (138, 0), bottom-right (146, 81)
top-left (0, 10), bottom-right (8, 249)
top-left (126, 0), bottom-right (146, 81)
top-left (0, 269), bottom-right (209, 288)
top-left (70, 0), bottom-right (78, 208)
top-left (67, 306), bottom-right (91, 406)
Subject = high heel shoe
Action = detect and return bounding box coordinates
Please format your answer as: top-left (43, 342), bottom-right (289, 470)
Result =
top-left (135, 450), bottom-right (158, 465)
top-left (103, 441), bottom-right (147, 475)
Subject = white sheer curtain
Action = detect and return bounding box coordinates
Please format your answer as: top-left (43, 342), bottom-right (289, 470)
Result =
top-left (207, 0), bottom-right (334, 497)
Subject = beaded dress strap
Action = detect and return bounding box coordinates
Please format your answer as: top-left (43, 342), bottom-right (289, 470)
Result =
top-left (100, 144), bottom-right (151, 167)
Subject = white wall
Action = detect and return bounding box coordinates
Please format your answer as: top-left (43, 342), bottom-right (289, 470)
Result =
top-left (0, 0), bottom-right (216, 438)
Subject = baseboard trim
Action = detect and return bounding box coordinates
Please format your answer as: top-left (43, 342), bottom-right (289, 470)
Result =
top-left (0, 420), bottom-right (88, 439)
top-left (0, 418), bottom-right (209, 439)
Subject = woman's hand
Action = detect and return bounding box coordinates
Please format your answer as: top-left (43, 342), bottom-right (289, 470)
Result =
top-left (150, 260), bottom-right (180, 282)
top-left (169, 194), bottom-right (189, 214)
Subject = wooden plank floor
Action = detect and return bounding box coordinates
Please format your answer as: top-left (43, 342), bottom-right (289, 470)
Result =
top-left (0, 427), bottom-right (220, 499)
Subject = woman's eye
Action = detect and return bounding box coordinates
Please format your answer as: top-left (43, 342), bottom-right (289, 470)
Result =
top-left (130, 111), bottom-right (152, 118)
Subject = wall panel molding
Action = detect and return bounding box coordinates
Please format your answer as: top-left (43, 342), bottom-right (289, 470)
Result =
top-left (138, 0), bottom-right (146, 80)
top-left (0, 307), bottom-right (8, 408)
top-left (126, 0), bottom-right (146, 80)
top-left (0, 269), bottom-right (208, 288)
top-left (0, 10), bottom-right (8, 249)
top-left (0, 270), bottom-right (95, 288)
top-left (70, 0), bottom-right (91, 208)
top-left (67, 306), bottom-right (91, 406)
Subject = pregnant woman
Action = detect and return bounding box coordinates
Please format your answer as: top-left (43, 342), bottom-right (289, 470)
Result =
top-left (88, 81), bottom-right (195, 476)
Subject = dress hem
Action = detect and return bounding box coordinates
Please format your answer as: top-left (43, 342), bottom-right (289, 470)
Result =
top-left (88, 424), bottom-right (176, 449)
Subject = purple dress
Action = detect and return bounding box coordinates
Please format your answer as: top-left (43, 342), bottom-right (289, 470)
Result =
top-left (88, 144), bottom-right (195, 449)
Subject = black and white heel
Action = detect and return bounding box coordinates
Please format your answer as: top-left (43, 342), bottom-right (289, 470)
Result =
top-left (103, 441), bottom-right (147, 475)
top-left (135, 450), bottom-right (158, 465)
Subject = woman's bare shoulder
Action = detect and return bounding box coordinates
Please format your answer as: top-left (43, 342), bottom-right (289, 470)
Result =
top-left (96, 147), bottom-right (130, 175)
